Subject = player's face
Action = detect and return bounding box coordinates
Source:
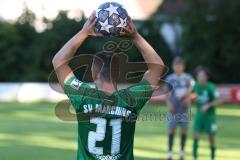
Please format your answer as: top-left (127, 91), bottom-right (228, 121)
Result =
top-left (197, 71), bottom-right (208, 85)
top-left (173, 63), bottom-right (185, 75)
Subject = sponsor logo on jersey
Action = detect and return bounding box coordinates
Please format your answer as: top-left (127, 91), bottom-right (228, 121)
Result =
top-left (83, 104), bottom-right (132, 117)
top-left (70, 79), bottom-right (83, 90)
top-left (96, 154), bottom-right (121, 160)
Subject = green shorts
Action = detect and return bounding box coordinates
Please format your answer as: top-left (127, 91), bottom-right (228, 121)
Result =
top-left (193, 112), bottom-right (217, 134)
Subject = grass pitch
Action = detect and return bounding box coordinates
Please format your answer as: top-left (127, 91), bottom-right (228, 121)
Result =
top-left (0, 102), bottom-right (239, 160)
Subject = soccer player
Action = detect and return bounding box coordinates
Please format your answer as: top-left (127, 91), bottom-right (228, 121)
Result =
top-left (52, 12), bottom-right (164, 160)
top-left (192, 66), bottom-right (222, 160)
top-left (166, 57), bottom-right (194, 160)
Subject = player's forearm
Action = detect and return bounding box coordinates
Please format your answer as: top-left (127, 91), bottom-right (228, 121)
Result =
top-left (52, 31), bottom-right (88, 68)
top-left (165, 94), bottom-right (173, 106)
top-left (208, 99), bottom-right (222, 107)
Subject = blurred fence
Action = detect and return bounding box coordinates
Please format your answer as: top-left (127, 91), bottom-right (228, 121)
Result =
top-left (0, 83), bottom-right (240, 104)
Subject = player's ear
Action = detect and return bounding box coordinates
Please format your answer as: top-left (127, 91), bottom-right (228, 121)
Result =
top-left (91, 66), bottom-right (97, 81)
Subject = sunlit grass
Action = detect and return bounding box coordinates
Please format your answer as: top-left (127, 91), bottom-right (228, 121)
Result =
top-left (0, 102), bottom-right (239, 160)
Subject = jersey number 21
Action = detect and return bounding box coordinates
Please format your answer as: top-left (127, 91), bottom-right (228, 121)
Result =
top-left (88, 117), bottom-right (122, 155)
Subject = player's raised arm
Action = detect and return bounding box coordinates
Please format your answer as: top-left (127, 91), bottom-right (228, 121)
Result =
top-left (52, 11), bottom-right (98, 87)
top-left (121, 18), bottom-right (164, 87)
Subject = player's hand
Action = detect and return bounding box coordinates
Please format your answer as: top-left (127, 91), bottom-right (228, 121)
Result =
top-left (201, 104), bottom-right (210, 112)
top-left (120, 17), bottom-right (138, 38)
top-left (189, 93), bottom-right (197, 103)
top-left (81, 11), bottom-right (103, 37)
top-left (180, 97), bottom-right (190, 107)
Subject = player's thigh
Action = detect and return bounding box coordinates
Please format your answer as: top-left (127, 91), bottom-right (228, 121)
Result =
top-left (167, 113), bottom-right (177, 130)
top-left (193, 115), bottom-right (203, 133)
top-left (180, 123), bottom-right (188, 134)
top-left (179, 112), bottom-right (189, 132)
top-left (204, 115), bottom-right (217, 134)
top-left (167, 120), bottom-right (177, 131)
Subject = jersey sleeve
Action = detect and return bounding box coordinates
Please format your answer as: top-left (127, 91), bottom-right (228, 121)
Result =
top-left (186, 74), bottom-right (195, 93)
top-left (209, 84), bottom-right (221, 100)
top-left (188, 74), bottom-right (195, 87)
top-left (63, 76), bottom-right (91, 110)
top-left (192, 83), bottom-right (197, 93)
top-left (127, 79), bottom-right (153, 112)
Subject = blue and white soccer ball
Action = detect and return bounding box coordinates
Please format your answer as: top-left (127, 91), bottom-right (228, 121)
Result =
top-left (95, 2), bottom-right (129, 36)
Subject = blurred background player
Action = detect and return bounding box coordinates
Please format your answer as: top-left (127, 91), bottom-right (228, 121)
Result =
top-left (192, 66), bottom-right (222, 160)
top-left (166, 57), bottom-right (194, 160)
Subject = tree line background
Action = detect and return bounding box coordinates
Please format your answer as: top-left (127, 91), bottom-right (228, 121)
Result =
top-left (0, 0), bottom-right (239, 83)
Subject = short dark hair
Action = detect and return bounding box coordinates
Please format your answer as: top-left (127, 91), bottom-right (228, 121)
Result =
top-left (172, 56), bottom-right (185, 65)
top-left (195, 66), bottom-right (209, 77)
top-left (92, 51), bottom-right (120, 82)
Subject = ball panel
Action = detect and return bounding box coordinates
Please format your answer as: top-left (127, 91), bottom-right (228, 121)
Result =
top-left (95, 21), bottom-right (102, 32)
top-left (108, 13), bottom-right (121, 26)
top-left (97, 10), bottom-right (109, 22)
top-left (98, 2), bottom-right (110, 9)
top-left (109, 27), bottom-right (121, 36)
top-left (117, 7), bottom-right (128, 19)
top-left (110, 2), bottom-right (123, 7)
top-left (99, 29), bottom-right (111, 36)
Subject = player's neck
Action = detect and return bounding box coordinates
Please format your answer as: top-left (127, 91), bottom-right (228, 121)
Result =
top-left (95, 80), bottom-right (117, 95)
top-left (200, 81), bottom-right (208, 86)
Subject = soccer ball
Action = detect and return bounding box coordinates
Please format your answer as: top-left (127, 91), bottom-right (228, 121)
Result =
top-left (95, 2), bottom-right (129, 36)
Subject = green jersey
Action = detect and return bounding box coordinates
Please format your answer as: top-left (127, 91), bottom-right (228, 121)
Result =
top-left (64, 76), bottom-right (153, 160)
top-left (192, 81), bottom-right (220, 114)
top-left (192, 81), bottom-right (220, 133)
